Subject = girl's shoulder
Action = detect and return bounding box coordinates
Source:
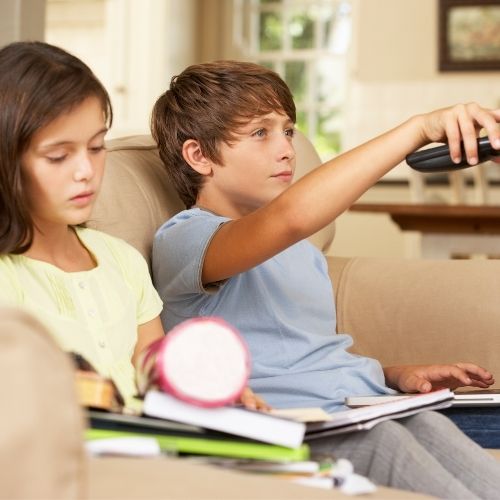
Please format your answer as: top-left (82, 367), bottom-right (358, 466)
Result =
top-left (0, 252), bottom-right (24, 275)
top-left (76, 227), bottom-right (149, 281)
top-left (0, 254), bottom-right (24, 303)
top-left (76, 227), bottom-right (143, 260)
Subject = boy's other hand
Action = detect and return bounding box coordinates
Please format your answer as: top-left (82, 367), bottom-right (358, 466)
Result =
top-left (385, 363), bottom-right (495, 394)
top-left (237, 386), bottom-right (272, 411)
top-left (419, 103), bottom-right (500, 166)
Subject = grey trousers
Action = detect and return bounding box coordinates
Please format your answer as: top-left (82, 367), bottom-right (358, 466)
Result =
top-left (308, 411), bottom-right (500, 499)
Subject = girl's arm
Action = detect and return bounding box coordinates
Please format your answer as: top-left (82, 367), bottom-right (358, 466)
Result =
top-left (132, 316), bottom-right (165, 367)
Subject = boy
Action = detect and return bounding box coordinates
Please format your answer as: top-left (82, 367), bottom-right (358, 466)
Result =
top-left (151, 61), bottom-right (500, 497)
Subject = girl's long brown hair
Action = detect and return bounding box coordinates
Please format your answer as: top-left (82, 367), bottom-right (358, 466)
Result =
top-left (0, 41), bottom-right (112, 254)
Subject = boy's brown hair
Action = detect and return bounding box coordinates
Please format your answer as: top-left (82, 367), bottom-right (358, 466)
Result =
top-left (151, 61), bottom-right (296, 208)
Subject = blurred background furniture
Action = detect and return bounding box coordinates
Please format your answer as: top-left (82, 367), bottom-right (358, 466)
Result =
top-left (350, 202), bottom-right (500, 259)
top-left (349, 149), bottom-right (500, 259)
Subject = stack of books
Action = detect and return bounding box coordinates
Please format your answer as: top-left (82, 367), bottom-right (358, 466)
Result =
top-left (85, 389), bottom-right (309, 462)
top-left (77, 332), bottom-right (453, 493)
top-left (85, 387), bottom-right (454, 459)
top-left (83, 385), bottom-right (455, 495)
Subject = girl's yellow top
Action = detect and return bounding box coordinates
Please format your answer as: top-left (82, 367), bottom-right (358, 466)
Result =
top-left (0, 227), bottom-right (163, 408)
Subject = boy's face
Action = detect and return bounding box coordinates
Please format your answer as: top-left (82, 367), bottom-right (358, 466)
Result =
top-left (199, 111), bottom-right (296, 219)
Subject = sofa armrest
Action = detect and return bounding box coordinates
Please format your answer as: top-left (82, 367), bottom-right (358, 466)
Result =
top-left (327, 256), bottom-right (500, 378)
top-left (0, 307), bottom-right (86, 499)
top-left (88, 456), bottom-right (432, 499)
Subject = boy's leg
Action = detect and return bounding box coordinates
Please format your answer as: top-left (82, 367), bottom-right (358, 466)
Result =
top-left (308, 418), bottom-right (477, 499)
top-left (440, 407), bottom-right (500, 448)
top-left (402, 411), bottom-right (500, 499)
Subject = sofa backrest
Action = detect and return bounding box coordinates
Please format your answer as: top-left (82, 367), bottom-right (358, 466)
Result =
top-left (89, 132), bottom-right (335, 266)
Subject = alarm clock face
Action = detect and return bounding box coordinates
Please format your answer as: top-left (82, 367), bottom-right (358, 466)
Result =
top-left (155, 317), bottom-right (250, 407)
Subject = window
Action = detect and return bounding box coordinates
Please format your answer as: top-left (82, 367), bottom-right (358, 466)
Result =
top-left (233, 0), bottom-right (352, 159)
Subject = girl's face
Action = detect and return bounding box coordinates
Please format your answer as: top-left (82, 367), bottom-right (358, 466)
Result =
top-left (21, 96), bottom-right (108, 230)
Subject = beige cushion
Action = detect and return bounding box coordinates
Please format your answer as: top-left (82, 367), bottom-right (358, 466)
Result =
top-left (0, 307), bottom-right (86, 499)
top-left (89, 136), bottom-right (184, 265)
top-left (90, 132), bottom-right (335, 266)
top-left (291, 130), bottom-right (336, 252)
top-left (329, 255), bottom-right (500, 377)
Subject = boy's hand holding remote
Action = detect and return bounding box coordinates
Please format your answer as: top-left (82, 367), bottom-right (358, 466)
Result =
top-left (405, 104), bottom-right (500, 173)
top-left (418, 103), bottom-right (500, 166)
top-left (406, 136), bottom-right (500, 173)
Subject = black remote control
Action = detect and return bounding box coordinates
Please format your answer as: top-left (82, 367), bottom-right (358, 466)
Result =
top-left (406, 137), bottom-right (500, 173)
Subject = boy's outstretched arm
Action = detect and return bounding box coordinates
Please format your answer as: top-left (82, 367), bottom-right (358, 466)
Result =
top-left (202, 103), bottom-right (500, 285)
top-left (383, 363), bottom-right (495, 393)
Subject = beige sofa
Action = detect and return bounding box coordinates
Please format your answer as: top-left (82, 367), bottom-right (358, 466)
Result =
top-left (2, 132), bottom-right (499, 499)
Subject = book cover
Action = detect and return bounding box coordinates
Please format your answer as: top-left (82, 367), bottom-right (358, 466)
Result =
top-left (85, 428), bottom-right (310, 462)
top-left (142, 389), bottom-right (306, 449)
top-left (71, 352), bottom-right (124, 412)
top-left (88, 409), bottom-right (204, 436)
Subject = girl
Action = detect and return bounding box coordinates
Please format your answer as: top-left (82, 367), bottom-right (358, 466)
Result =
top-left (0, 41), bottom-right (265, 411)
top-left (0, 41), bottom-right (164, 407)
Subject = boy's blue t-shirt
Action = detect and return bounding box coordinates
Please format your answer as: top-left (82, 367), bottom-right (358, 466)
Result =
top-left (152, 208), bottom-right (393, 413)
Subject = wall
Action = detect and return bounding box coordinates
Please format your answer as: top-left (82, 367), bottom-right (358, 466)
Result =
top-left (1, 0), bottom-right (220, 137)
top-left (330, 0), bottom-right (500, 259)
top-left (45, 0), bottom-right (199, 138)
top-left (0, 0), bottom-right (45, 46)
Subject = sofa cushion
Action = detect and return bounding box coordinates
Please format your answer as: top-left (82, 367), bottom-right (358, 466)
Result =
top-left (292, 130), bottom-right (336, 252)
top-left (89, 135), bottom-right (184, 265)
top-left (90, 133), bottom-right (335, 266)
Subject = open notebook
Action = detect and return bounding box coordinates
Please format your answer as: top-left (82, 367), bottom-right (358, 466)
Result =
top-left (272, 389), bottom-right (454, 439)
top-left (346, 389), bottom-right (500, 408)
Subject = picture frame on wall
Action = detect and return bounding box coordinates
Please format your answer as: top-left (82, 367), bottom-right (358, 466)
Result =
top-left (438, 0), bottom-right (500, 71)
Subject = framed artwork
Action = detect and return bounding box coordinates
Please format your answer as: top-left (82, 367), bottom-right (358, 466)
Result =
top-left (438, 0), bottom-right (500, 71)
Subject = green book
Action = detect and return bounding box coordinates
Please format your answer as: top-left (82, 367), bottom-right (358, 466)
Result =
top-left (86, 428), bottom-right (310, 462)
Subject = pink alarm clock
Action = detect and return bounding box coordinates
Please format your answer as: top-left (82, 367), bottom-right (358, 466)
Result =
top-left (136, 317), bottom-right (250, 407)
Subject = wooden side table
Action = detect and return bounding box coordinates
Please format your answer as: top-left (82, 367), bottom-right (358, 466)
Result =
top-left (349, 203), bottom-right (500, 259)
